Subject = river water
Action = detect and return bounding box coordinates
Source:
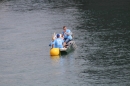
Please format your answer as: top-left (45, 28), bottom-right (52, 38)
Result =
top-left (0, 0), bottom-right (130, 86)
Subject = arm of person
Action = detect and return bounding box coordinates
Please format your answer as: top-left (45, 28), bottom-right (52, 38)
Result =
top-left (49, 41), bottom-right (53, 46)
top-left (61, 39), bottom-right (65, 47)
top-left (52, 44), bottom-right (54, 48)
top-left (65, 30), bottom-right (72, 35)
top-left (62, 32), bottom-right (64, 37)
top-left (51, 40), bottom-right (55, 48)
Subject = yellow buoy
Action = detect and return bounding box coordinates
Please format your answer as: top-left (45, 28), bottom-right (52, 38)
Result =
top-left (50, 48), bottom-right (60, 56)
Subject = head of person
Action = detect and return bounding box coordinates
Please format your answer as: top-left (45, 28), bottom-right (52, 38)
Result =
top-left (63, 26), bottom-right (67, 32)
top-left (57, 34), bottom-right (60, 38)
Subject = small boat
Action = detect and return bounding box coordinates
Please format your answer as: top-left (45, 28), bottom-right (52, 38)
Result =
top-left (50, 33), bottom-right (77, 56)
top-left (59, 40), bottom-right (77, 53)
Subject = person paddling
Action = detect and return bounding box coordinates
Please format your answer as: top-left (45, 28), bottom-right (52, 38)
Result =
top-left (62, 26), bottom-right (72, 46)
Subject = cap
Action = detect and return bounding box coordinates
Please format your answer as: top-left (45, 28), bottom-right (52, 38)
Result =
top-left (57, 34), bottom-right (60, 37)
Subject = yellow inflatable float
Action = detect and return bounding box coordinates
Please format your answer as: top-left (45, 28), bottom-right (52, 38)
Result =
top-left (50, 48), bottom-right (60, 56)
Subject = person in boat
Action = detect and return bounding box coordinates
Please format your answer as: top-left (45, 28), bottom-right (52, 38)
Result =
top-left (62, 26), bottom-right (72, 46)
top-left (49, 36), bottom-right (55, 48)
top-left (52, 34), bottom-right (64, 48)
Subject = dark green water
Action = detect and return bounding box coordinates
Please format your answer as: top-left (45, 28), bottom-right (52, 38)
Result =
top-left (0, 0), bottom-right (130, 86)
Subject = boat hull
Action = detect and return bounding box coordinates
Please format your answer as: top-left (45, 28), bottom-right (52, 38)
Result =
top-left (59, 41), bottom-right (77, 53)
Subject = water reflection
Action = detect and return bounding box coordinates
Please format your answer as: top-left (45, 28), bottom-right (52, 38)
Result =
top-left (50, 55), bottom-right (60, 62)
